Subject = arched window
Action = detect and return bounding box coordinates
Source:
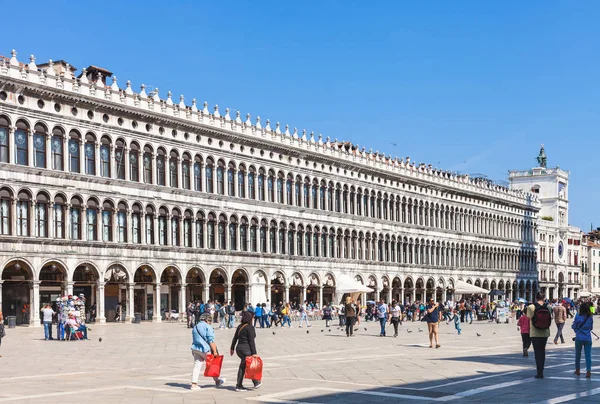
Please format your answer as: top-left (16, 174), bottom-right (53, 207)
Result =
top-left (194, 155), bottom-right (203, 192)
top-left (15, 120), bottom-right (29, 166)
top-left (156, 149), bottom-right (166, 186)
top-left (86, 199), bottom-right (99, 241)
top-left (35, 193), bottom-right (49, 237)
top-left (68, 130), bottom-right (81, 173)
top-left (115, 139), bottom-right (125, 180)
top-left (342, 186), bottom-right (348, 214)
top-left (143, 145), bottom-right (153, 184)
top-left (102, 200), bottom-right (114, 242)
top-left (84, 133), bottom-right (96, 175)
top-left (0, 116), bottom-right (9, 163)
top-left (258, 168), bottom-right (265, 201)
top-left (205, 158), bottom-right (214, 193)
top-left (312, 180), bottom-right (319, 209)
top-left (238, 165), bottom-right (246, 198)
top-left (305, 226), bottom-right (312, 257)
top-left (183, 210), bottom-right (193, 247)
top-left (33, 123), bottom-right (47, 168)
top-left (131, 203), bottom-right (141, 244)
top-left (268, 171), bottom-right (275, 202)
top-left (350, 187), bottom-right (355, 215)
top-left (357, 189), bottom-right (363, 216)
top-left (260, 219), bottom-right (267, 253)
top-left (313, 227), bottom-right (320, 257)
top-left (158, 206), bottom-right (168, 245)
top-left (0, 188), bottom-right (12, 236)
top-left (250, 218), bottom-right (258, 252)
top-left (248, 167), bottom-right (256, 199)
top-left (218, 214), bottom-right (227, 249)
top-left (240, 217), bottom-right (248, 251)
top-left (0, 189), bottom-right (12, 236)
top-left (117, 201), bottom-right (127, 243)
top-left (216, 160), bottom-right (225, 195)
top-left (70, 197), bottom-right (82, 240)
top-left (303, 178), bottom-right (310, 208)
top-left (297, 225), bottom-right (304, 256)
top-left (285, 174), bottom-right (292, 205)
top-left (329, 229), bottom-right (335, 257)
top-left (182, 154), bottom-right (191, 190)
top-left (321, 227), bottom-right (328, 257)
top-left (229, 216), bottom-right (237, 251)
top-left (129, 143), bottom-right (140, 182)
top-left (169, 150), bottom-right (179, 188)
top-left (100, 136), bottom-right (111, 178)
top-left (327, 182), bottom-right (334, 211)
top-left (195, 211), bottom-right (205, 248)
top-left (206, 213), bottom-right (217, 250)
top-left (295, 176), bottom-right (301, 206)
top-left (227, 163), bottom-right (235, 196)
top-left (270, 221), bottom-right (278, 253)
top-left (171, 209), bottom-right (180, 246)
top-left (335, 184), bottom-right (341, 213)
top-left (145, 205), bottom-right (155, 244)
top-left (320, 181), bottom-right (326, 210)
top-left (53, 194), bottom-right (65, 239)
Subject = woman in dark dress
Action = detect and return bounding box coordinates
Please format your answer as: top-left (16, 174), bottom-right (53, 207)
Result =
top-left (230, 311), bottom-right (261, 391)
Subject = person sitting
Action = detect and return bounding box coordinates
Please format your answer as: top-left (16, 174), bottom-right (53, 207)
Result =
top-left (66, 312), bottom-right (89, 340)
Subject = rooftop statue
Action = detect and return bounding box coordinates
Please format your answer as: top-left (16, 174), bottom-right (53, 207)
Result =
top-left (536, 144), bottom-right (547, 168)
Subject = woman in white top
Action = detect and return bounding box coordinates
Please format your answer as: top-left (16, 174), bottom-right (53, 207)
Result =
top-left (389, 301), bottom-right (401, 337)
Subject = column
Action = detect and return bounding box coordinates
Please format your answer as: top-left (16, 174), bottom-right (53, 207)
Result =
top-left (82, 207), bottom-right (88, 241)
top-left (27, 130), bottom-right (33, 167)
top-left (205, 285), bottom-right (210, 303)
top-left (285, 286), bottom-right (290, 303)
top-left (32, 281), bottom-right (41, 327)
top-left (62, 135), bottom-right (68, 172)
top-left (66, 281), bottom-right (74, 296)
top-left (153, 283), bottom-right (162, 322)
top-left (8, 127), bottom-right (14, 164)
top-left (126, 210), bottom-right (132, 244)
top-left (127, 283), bottom-right (135, 322)
top-left (111, 208), bottom-right (118, 243)
top-left (411, 288), bottom-right (416, 304)
top-left (65, 204), bottom-right (72, 240)
top-left (0, 281), bottom-right (3, 316)
top-left (139, 212), bottom-right (145, 245)
top-left (123, 147), bottom-right (130, 180)
top-left (97, 282), bottom-right (106, 323)
top-left (176, 157), bottom-right (182, 189)
top-left (11, 198), bottom-right (17, 237)
top-left (387, 287), bottom-right (392, 304)
top-left (48, 204), bottom-right (55, 239)
top-left (226, 284), bottom-right (232, 303)
top-left (45, 133), bottom-right (52, 169)
top-left (179, 283), bottom-right (186, 315)
top-left (302, 286), bottom-right (307, 302)
top-left (94, 142), bottom-right (100, 176)
top-left (318, 286), bottom-right (323, 307)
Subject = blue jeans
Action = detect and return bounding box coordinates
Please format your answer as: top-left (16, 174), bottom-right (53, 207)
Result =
top-left (300, 312), bottom-right (310, 327)
top-left (262, 315), bottom-right (270, 327)
top-left (379, 318), bottom-right (386, 336)
top-left (43, 321), bottom-right (53, 340)
top-left (575, 340), bottom-right (592, 372)
top-left (57, 322), bottom-right (65, 340)
top-left (254, 315), bottom-right (264, 328)
top-left (228, 314), bottom-right (235, 328)
top-left (455, 322), bottom-right (461, 334)
top-left (467, 311), bottom-right (473, 322)
top-left (71, 325), bottom-right (88, 339)
top-left (283, 315), bottom-right (291, 327)
top-left (220, 317), bottom-right (226, 328)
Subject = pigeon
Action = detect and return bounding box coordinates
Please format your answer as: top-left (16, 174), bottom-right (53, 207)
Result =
top-left (493, 332), bottom-right (496, 335)
top-left (364, 327), bottom-right (367, 331)
top-left (321, 329), bottom-right (324, 332)
top-left (328, 329), bottom-right (331, 332)
top-left (98, 337), bottom-right (102, 343)
top-left (272, 332), bottom-right (276, 335)
top-left (306, 330), bottom-right (309, 334)
top-left (407, 329), bottom-right (413, 333)
top-left (418, 328), bottom-right (423, 332)
top-left (354, 328), bottom-right (358, 332)
top-left (476, 333), bottom-right (482, 337)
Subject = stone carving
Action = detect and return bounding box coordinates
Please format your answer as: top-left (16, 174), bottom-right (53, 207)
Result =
top-left (292, 273), bottom-right (303, 286)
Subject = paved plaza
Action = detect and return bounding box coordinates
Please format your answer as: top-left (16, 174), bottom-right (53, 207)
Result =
top-left (0, 317), bottom-right (599, 403)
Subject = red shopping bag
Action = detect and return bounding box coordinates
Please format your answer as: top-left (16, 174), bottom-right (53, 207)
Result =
top-left (244, 355), bottom-right (263, 380)
top-left (204, 354), bottom-right (224, 377)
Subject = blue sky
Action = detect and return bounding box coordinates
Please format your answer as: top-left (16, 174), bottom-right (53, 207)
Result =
top-left (2, 1), bottom-right (599, 230)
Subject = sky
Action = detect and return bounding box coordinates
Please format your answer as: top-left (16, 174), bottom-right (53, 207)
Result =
top-left (2, 1), bottom-right (599, 230)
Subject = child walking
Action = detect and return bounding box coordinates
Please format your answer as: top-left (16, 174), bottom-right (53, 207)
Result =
top-left (452, 309), bottom-right (461, 335)
top-left (517, 310), bottom-right (531, 357)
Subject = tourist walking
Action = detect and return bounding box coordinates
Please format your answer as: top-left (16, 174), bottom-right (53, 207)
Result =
top-left (425, 298), bottom-right (440, 348)
top-left (345, 297), bottom-right (357, 337)
top-left (41, 303), bottom-right (55, 340)
top-left (452, 308), bottom-right (461, 335)
top-left (254, 304), bottom-right (263, 328)
top-left (322, 304), bottom-right (332, 327)
top-left (527, 292), bottom-right (552, 378)
top-left (56, 300), bottom-right (66, 341)
top-left (281, 303), bottom-right (292, 327)
top-left (187, 303), bottom-right (195, 328)
top-left (190, 313), bottom-right (226, 390)
top-left (572, 302), bottom-right (594, 378)
top-left (339, 303), bottom-right (346, 327)
top-left (389, 300), bottom-right (401, 337)
top-left (227, 301), bottom-right (236, 328)
top-left (517, 309), bottom-right (531, 357)
top-left (261, 303), bottom-right (270, 328)
top-left (114, 302), bottom-right (121, 322)
top-left (299, 301), bottom-right (311, 328)
top-left (377, 299), bottom-right (388, 337)
top-left (230, 311), bottom-right (262, 391)
top-left (552, 301), bottom-right (567, 345)
top-left (219, 304), bottom-right (227, 329)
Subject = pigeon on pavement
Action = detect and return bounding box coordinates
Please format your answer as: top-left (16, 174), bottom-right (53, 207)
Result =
top-left (476, 333), bottom-right (482, 337)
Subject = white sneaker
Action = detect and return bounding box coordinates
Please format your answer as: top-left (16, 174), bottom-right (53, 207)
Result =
top-left (216, 377), bottom-right (226, 387)
top-left (190, 384), bottom-right (201, 390)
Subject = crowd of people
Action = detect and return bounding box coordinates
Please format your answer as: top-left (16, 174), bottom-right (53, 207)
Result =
top-left (40, 294), bottom-right (92, 341)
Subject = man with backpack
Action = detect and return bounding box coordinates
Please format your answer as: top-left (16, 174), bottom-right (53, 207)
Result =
top-left (527, 292), bottom-right (552, 379)
top-left (227, 301), bottom-right (236, 328)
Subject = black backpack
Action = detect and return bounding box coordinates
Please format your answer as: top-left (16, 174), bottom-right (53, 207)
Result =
top-left (532, 303), bottom-right (552, 330)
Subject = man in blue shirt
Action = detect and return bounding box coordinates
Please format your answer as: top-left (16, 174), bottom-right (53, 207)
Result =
top-left (425, 298), bottom-right (441, 349)
top-left (190, 313), bottom-right (226, 390)
top-left (254, 304), bottom-right (263, 328)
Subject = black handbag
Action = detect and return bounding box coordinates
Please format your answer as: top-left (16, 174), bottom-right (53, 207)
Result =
top-left (0, 323), bottom-right (6, 339)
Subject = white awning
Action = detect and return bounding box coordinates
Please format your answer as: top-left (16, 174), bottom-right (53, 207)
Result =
top-left (579, 291), bottom-right (592, 298)
top-left (453, 280), bottom-right (490, 295)
top-left (336, 274), bottom-right (373, 294)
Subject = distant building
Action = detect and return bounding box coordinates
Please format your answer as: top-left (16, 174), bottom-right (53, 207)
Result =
top-left (509, 146), bottom-right (582, 299)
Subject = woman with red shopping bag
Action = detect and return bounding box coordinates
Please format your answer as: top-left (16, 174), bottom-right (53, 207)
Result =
top-left (190, 313), bottom-right (226, 390)
top-left (230, 311), bottom-right (261, 391)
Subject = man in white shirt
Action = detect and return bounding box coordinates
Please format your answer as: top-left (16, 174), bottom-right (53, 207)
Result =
top-left (377, 300), bottom-right (389, 337)
top-left (299, 301), bottom-right (311, 328)
top-left (41, 304), bottom-right (55, 340)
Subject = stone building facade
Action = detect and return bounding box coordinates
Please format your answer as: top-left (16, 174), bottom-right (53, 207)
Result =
top-left (0, 50), bottom-right (539, 326)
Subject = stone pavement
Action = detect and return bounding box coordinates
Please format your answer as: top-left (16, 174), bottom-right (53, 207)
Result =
top-left (0, 316), bottom-right (599, 403)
